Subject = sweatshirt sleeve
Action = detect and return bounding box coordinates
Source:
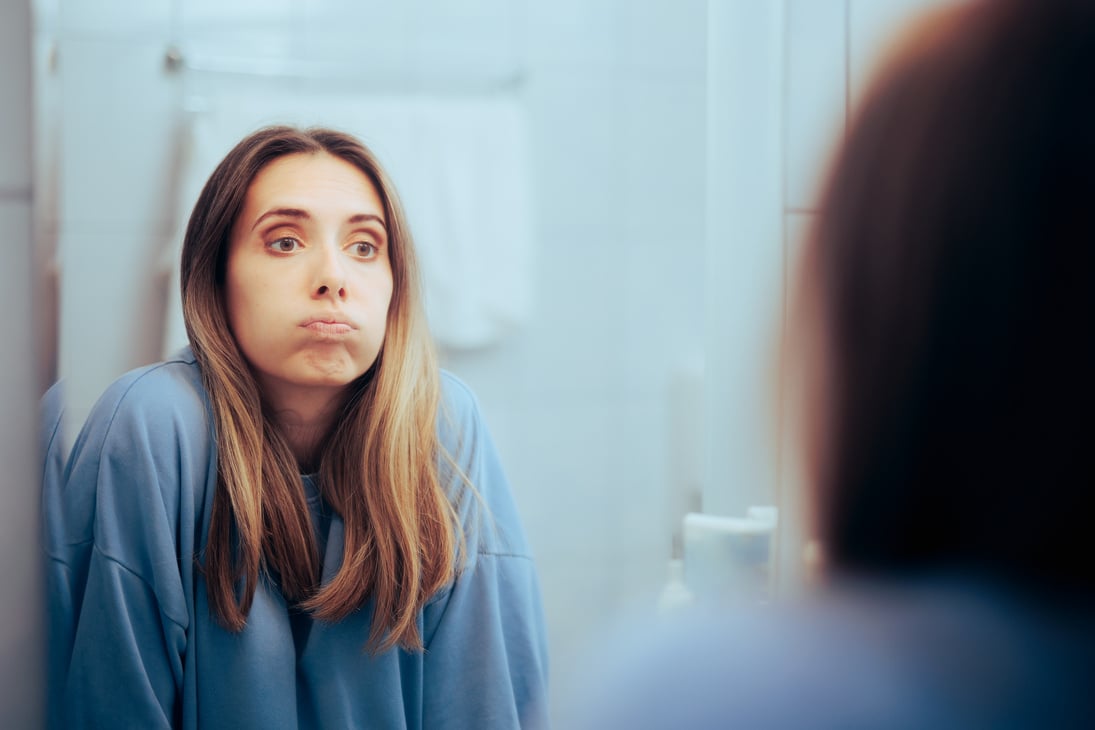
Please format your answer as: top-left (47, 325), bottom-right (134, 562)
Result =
top-left (51, 363), bottom-right (211, 729)
top-left (420, 374), bottom-right (550, 729)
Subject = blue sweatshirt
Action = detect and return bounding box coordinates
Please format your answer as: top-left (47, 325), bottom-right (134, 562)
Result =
top-left (44, 348), bottom-right (549, 729)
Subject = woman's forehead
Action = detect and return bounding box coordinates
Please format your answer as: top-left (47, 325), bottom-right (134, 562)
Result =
top-left (233, 152), bottom-right (388, 239)
top-left (246, 153), bottom-right (383, 211)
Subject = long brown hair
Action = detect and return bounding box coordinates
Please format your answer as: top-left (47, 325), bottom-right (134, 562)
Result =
top-left (180, 126), bottom-right (463, 650)
top-left (794, 0), bottom-right (1095, 598)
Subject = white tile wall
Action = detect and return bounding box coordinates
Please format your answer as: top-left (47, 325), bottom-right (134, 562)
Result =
top-left (615, 77), bottom-right (707, 240)
top-left (704, 0), bottom-right (784, 518)
top-left (179, 0), bottom-right (293, 29)
top-left (785, 0), bottom-right (847, 212)
top-left (443, 5), bottom-right (706, 721)
top-left (526, 0), bottom-right (624, 70)
top-left (58, 38), bottom-right (179, 232)
top-left (618, 236), bottom-right (704, 395)
top-left (57, 227), bottom-right (173, 431)
top-left (525, 73), bottom-right (624, 226)
top-left (32, 0), bottom-right (60, 34)
top-left (54, 33), bottom-right (181, 423)
top-left (57, 0), bottom-right (171, 38)
top-left (617, 0), bottom-right (708, 77)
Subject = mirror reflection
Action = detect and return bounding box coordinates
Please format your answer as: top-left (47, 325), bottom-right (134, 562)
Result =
top-left (27, 0), bottom-right (979, 725)
top-left (37, 2), bottom-right (710, 724)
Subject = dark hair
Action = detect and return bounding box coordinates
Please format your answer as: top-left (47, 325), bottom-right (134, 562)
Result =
top-left (799, 0), bottom-right (1095, 599)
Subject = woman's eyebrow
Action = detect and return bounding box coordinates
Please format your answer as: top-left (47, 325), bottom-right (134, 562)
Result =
top-left (348, 213), bottom-right (387, 229)
top-left (250, 208), bottom-right (387, 231)
top-left (251, 207), bottom-right (310, 232)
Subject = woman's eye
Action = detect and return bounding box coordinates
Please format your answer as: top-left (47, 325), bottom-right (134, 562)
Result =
top-left (268, 237), bottom-right (301, 253)
top-left (352, 242), bottom-right (378, 259)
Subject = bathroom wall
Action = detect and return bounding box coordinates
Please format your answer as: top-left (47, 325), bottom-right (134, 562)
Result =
top-left (441, 2), bottom-right (708, 703)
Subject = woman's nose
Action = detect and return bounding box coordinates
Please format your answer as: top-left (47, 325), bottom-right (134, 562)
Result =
top-left (313, 246), bottom-right (347, 300)
top-left (315, 282), bottom-right (346, 299)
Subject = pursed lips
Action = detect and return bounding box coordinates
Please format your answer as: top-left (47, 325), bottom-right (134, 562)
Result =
top-left (300, 316), bottom-right (358, 335)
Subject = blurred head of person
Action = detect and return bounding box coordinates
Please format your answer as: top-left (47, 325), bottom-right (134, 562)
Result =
top-left (791, 0), bottom-right (1095, 604)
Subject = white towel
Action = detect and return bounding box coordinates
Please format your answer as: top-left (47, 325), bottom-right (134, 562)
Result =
top-left (162, 87), bottom-right (534, 357)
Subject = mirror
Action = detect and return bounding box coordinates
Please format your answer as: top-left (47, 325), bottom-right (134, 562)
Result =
top-left (33, 0), bottom-right (952, 720)
top-left (37, 0), bottom-right (710, 716)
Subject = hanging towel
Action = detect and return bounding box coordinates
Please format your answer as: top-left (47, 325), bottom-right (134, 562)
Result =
top-left (385, 97), bottom-right (535, 350)
top-left (162, 86), bottom-right (534, 357)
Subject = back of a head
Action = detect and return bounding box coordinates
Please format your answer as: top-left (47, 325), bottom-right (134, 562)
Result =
top-left (802, 0), bottom-right (1095, 602)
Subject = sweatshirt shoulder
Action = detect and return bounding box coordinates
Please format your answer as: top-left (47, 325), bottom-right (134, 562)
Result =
top-left (439, 369), bottom-right (480, 420)
top-left (436, 370), bottom-right (532, 560)
top-left (93, 349), bottom-right (206, 426)
top-left (437, 370), bottom-right (488, 454)
top-left (72, 349), bottom-right (211, 466)
top-left (55, 349), bottom-right (213, 582)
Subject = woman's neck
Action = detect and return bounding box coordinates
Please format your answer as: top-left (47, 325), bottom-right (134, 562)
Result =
top-left (260, 381), bottom-right (346, 471)
top-left (275, 415), bottom-right (331, 473)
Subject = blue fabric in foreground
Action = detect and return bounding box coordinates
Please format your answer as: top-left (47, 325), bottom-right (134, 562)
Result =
top-left (564, 576), bottom-right (1095, 730)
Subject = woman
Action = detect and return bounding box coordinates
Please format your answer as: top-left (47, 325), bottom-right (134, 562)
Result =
top-left (45, 126), bottom-right (548, 728)
top-left (571, 0), bottom-right (1095, 727)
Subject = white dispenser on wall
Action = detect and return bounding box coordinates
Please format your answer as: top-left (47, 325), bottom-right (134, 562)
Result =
top-left (682, 507), bottom-right (778, 605)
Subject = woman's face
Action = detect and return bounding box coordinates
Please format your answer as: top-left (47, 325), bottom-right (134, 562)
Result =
top-left (225, 152), bottom-right (394, 408)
